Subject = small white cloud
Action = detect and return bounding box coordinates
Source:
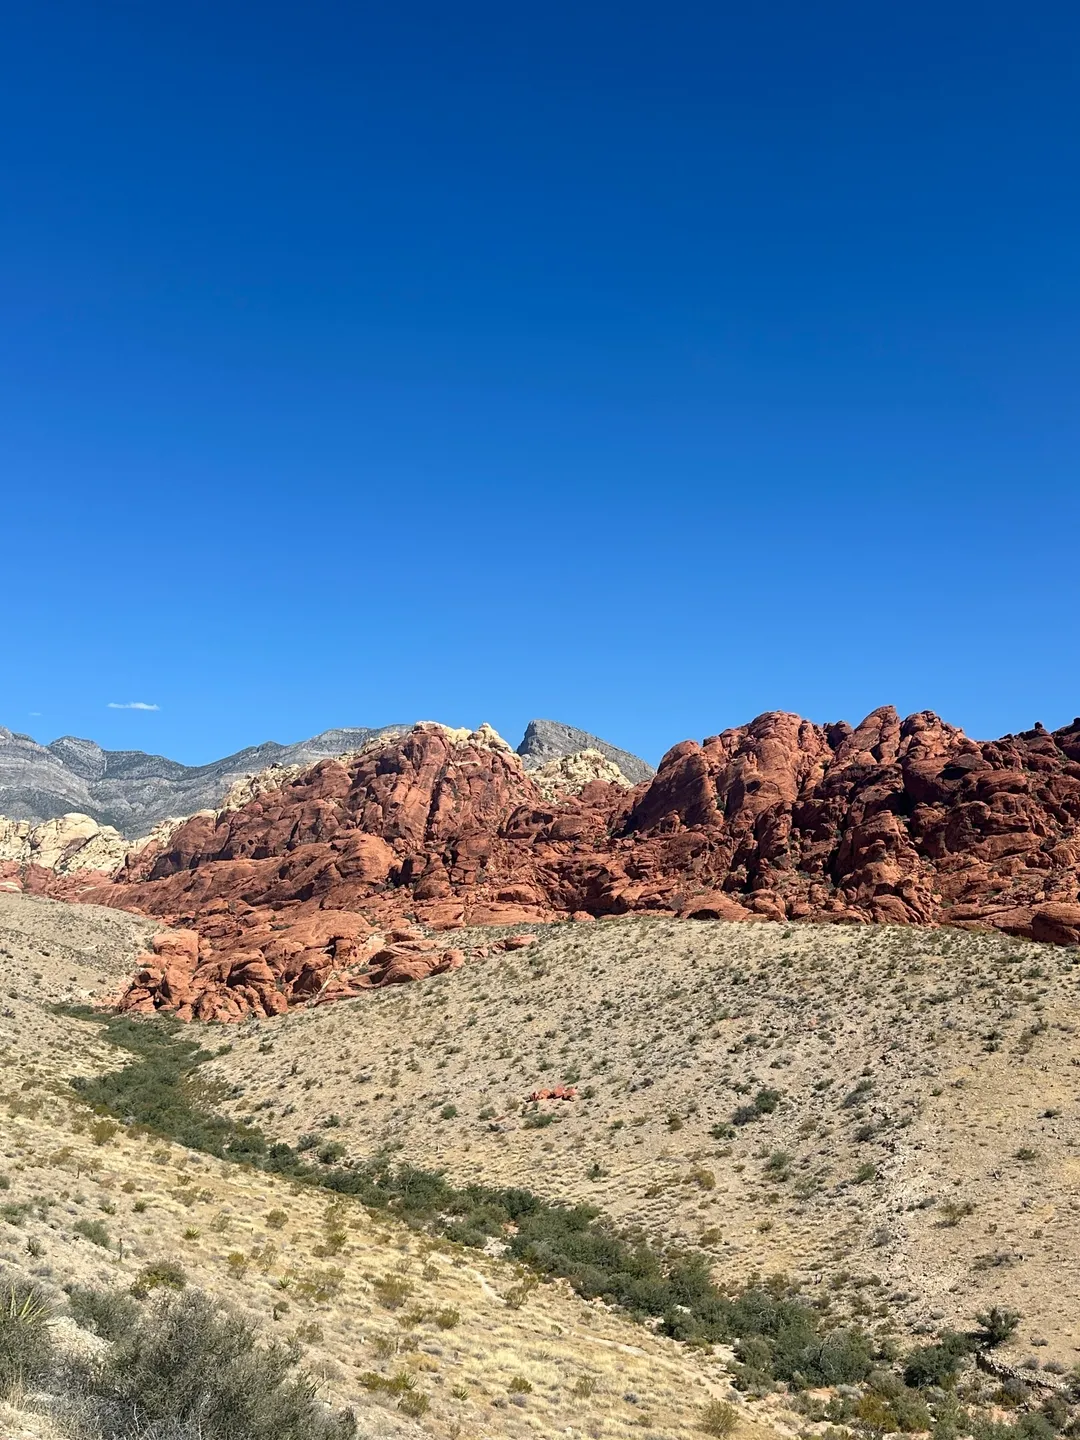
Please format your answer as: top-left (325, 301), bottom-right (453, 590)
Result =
top-left (107, 702), bottom-right (160, 711)
top-left (29, 711), bottom-right (41, 717)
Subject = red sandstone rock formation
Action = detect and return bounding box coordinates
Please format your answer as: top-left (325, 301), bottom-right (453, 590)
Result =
top-left (65, 712), bottom-right (1080, 1020)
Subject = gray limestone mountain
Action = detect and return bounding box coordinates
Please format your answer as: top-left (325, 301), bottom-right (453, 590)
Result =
top-left (516, 718), bottom-right (656, 784)
top-left (0, 724), bottom-right (409, 836)
top-left (0, 718), bottom-right (652, 837)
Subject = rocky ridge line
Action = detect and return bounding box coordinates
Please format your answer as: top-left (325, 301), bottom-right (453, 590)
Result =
top-left (0, 717), bottom-right (651, 835)
top-left (21, 705), bottom-right (1080, 1022)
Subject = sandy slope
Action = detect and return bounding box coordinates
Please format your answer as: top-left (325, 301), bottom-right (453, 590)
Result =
top-left (0, 893), bottom-right (777, 1440)
top-left (206, 915), bottom-right (1080, 1368)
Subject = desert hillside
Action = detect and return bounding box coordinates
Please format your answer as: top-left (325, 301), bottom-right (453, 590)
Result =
top-left (0, 892), bottom-right (763, 1440)
top-left (204, 915), bottom-right (1080, 1365)
top-left (6, 708), bottom-right (1080, 1029)
top-left (15, 707), bottom-right (1069, 1026)
top-left (3, 895), bottom-right (1080, 1440)
top-left (5, 713), bottom-right (1080, 1438)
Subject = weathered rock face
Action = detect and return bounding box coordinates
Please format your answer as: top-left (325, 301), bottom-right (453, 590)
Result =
top-left (614, 707), bottom-right (1080, 939)
top-left (529, 748), bottom-right (634, 802)
top-left (118, 917), bottom-right (469, 1023)
top-left (76, 710), bottom-right (1080, 1021)
top-left (0, 810), bottom-right (201, 897)
top-left (0, 813), bottom-right (130, 879)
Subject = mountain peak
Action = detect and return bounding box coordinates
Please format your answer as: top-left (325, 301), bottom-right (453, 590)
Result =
top-left (517, 719), bottom-right (654, 784)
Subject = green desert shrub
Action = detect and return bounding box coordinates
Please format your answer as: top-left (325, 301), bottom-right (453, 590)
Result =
top-left (976, 1306), bottom-right (1022, 1347)
top-left (130, 1260), bottom-right (188, 1298)
top-left (861, 1369), bottom-right (933, 1432)
top-left (372, 1275), bottom-right (412, 1309)
top-left (69, 1010), bottom-right (271, 1163)
top-left (90, 1117), bottom-right (120, 1146)
top-left (730, 1300), bottom-right (873, 1388)
top-left (733, 1088), bottom-right (781, 1126)
top-left (701, 1398), bottom-right (739, 1436)
top-left (73, 1217), bottom-right (111, 1248)
top-left (903, 1332), bottom-right (973, 1389)
top-left (940, 1199), bottom-right (976, 1226)
top-left (972, 1417), bottom-right (1056, 1440)
top-left (842, 1077), bottom-right (874, 1108)
top-left (77, 1288), bottom-right (356, 1439)
top-left (0, 1273), bottom-right (54, 1399)
top-left (67, 1284), bottom-right (140, 1340)
top-left (1039, 1395), bottom-right (1069, 1431)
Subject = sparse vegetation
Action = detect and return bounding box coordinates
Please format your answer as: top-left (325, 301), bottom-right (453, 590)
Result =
top-left (977, 1306), bottom-right (1022, 1347)
top-left (940, 1199), bottom-right (976, 1226)
top-left (73, 1216), bottom-right (111, 1248)
top-left (3, 897), bottom-right (1076, 1440)
top-left (733, 1087), bottom-right (782, 1126)
top-left (701, 1398), bottom-right (739, 1436)
top-left (52, 1006), bottom-right (937, 1373)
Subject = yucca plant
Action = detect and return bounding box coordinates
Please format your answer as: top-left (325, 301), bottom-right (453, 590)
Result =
top-left (0, 1274), bottom-right (54, 1398)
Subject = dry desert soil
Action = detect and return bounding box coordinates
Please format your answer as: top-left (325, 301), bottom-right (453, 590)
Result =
top-left (205, 916), bottom-right (1080, 1364)
top-left (0, 892), bottom-right (773, 1440)
top-left (2, 894), bottom-right (1079, 1440)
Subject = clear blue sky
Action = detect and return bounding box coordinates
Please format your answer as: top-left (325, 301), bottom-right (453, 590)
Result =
top-left (3, 2), bottom-right (1079, 765)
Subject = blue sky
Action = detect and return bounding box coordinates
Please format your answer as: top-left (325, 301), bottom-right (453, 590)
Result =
top-left (3, 1), bottom-right (1079, 765)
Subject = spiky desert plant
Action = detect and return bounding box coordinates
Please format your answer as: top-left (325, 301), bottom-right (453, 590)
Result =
top-left (0, 1274), bottom-right (54, 1398)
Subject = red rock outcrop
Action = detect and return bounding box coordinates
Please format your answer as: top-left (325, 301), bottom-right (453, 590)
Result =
top-left (72, 713), bottom-right (1080, 1020)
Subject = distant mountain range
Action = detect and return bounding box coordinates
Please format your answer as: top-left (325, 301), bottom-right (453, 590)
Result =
top-left (0, 719), bottom-right (654, 836)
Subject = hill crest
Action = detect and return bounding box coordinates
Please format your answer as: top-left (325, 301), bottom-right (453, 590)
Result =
top-left (10, 703), bottom-right (1072, 1020)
